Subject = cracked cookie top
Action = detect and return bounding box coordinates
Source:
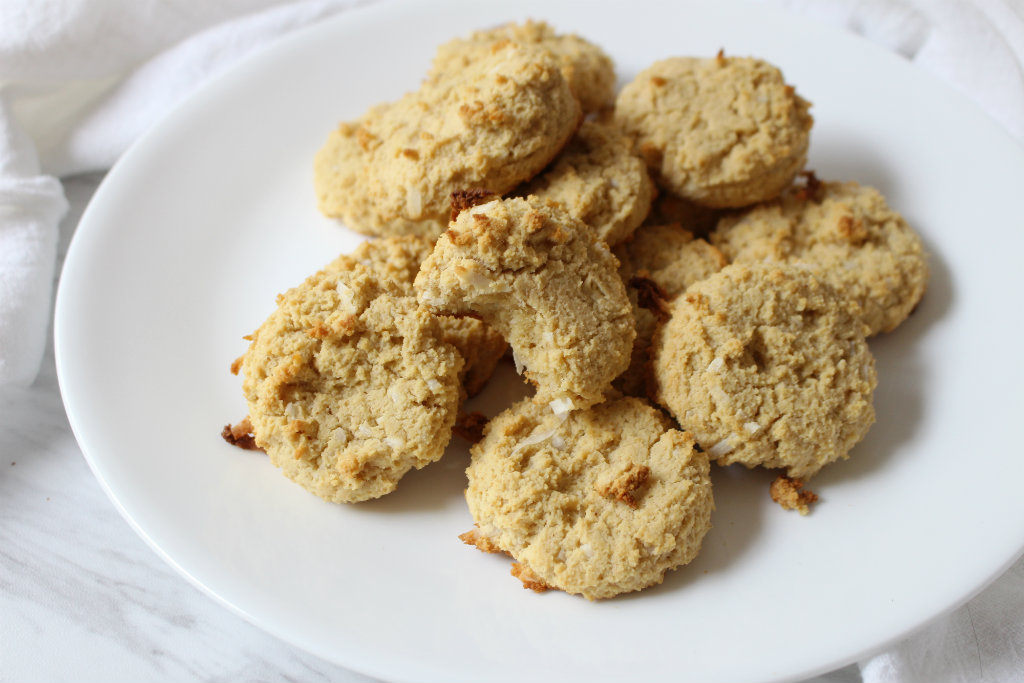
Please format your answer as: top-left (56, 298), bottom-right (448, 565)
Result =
top-left (516, 119), bottom-right (655, 247)
top-left (415, 196), bottom-right (634, 408)
top-left (314, 42), bottom-right (580, 238)
top-left (463, 396), bottom-right (713, 600)
top-left (615, 54), bottom-right (812, 208)
top-left (711, 178), bottom-right (929, 336)
top-left (651, 262), bottom-right (876, 480)
top-left (241, 257), bottom-right (463, 503)
top-left (428, 19), bottom-right (615, 113)
top-left (346, 236), bottom-right (506, 396)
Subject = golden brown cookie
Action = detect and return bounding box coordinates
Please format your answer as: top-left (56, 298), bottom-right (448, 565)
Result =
top-left (429, 20), bottom-right (616, 113)
top-left (463, 396), bottom-right (713, 600)
top-left (314, 42), bottom-right (581, 238)
top-left (651, 263), bottom-right (876, 480)
top-left (240, 257), bottom-right (463, 503)
top-left (414, 197), bottom-right (635, 409)
top-left (516, 120), bottom-right (655, 246)
top-left (614, 54), bottom-right (813, 208)
top-left (710, 177), bottom-right (929, 336)
top-left (346, 237), bottom-right (506, 396)
top-left (613, 223), bottom-right (727, 396)
top-left (617, 223), bottom-right (729, 300)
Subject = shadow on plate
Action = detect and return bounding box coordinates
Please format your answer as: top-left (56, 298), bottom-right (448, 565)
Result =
top-left (818, 230), bottom-right (952, 486)
top-left (616, 463), bottom-right (772, 602)
top-left (807, 129), bottom-right (900, 191)
top-left (352, 443), bottom-right (472, 515)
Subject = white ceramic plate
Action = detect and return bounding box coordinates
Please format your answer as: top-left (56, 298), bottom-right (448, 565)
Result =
top-left (56, 1), bottom-right (1024, 681)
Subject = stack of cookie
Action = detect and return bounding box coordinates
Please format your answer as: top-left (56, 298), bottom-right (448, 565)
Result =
top-left (228, 21), bottom-right (928, 600)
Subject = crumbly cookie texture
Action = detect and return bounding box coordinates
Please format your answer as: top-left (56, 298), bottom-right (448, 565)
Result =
top-left (516, 120), bottom-right (655, 246)
top-left (241, 258), bottom-right (463, 503)
top-left (463, 396), bottom-right (713, 600)
top-left (429, 20), bottom-right (616, 113)
top-left (615, 54), bottom-right (813, 208)
top-left (711, 178), bottom-right (929, 336)
top-left (651, 263), bottom-right (877, 480)
top-left (613, 223), bottom-right (727, 396)
top-left (769, 475), bottom-right (819, 515)
top-left (346, 237), bottom-right (506, 396)
top-left (314, 42), bottom-right (581, 239)
top-left (617, 223), bottom-right (729, 300)
top-left (414, 197), bottom-right (635, 408)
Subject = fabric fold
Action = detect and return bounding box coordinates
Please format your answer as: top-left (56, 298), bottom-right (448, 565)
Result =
top-left (0, 174), bottom-right (67, 385)
top-left (0, 0), bottom-right (363, 386)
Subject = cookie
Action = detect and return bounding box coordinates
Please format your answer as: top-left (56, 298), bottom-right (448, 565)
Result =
top-left (415, 197), bottom-right (635, 409)
top-left (516, 120), bottom-right (655, 246)
top-left (463, 396), bottom-right (713, 600)
top-left (651, 263), bottom-right (876, 480)
top-left (429, 20), bottom-right (616, 113)
top-left (314, 42), bottom-right (581, 239)
top-left (613, 223), bottom-right (727, 396)
top-left (614, 54), bottom-right (813, 208)
top-left (240, 258), bottom-right (463, 503)
top-left (711, 177), bottom-right (929, 335)
top-left (617, 223), bottom-right (729, 301)
top-left (346, 236), bottom-right (507, 396)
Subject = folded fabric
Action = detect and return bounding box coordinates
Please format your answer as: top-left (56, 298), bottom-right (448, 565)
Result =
top-left (0, 95), bottom-right (67, 384)
top-left (763, 0), bottom-right (1024, 139)
top-left (0, 0), bottom-right (364, 385)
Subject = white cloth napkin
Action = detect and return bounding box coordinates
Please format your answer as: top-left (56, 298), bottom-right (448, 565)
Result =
top-left (1, 1), bottom-right (1022, 681)
top-left (0, 95), bottom-right (66, 384)
top-left (0, 0), bottom-right (365, 385)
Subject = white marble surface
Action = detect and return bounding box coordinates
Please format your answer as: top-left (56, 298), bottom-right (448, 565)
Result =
top-left (0, 174), bottom-right (870, 683)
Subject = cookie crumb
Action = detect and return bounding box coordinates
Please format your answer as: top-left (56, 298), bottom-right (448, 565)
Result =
top-left (307, 322), bottom-right (331, 339)
top-left (450, 188), bottom-right (496, 221)
top-left (769, 474), bottom-right (818, 515)
top-left (221, 417), bottom-right (262, 452)
top-left (511, 562), bottom-right (551, 593)
top-left (629, 275), bottom-right (672, 321)
top-left (598, 463), bottom-right (651, 508)
top-left (793, 170), bottom-right (824, 203)
top-left (454, 411), bottom-right (489, 444)
top-left (836, 214), bottom-right (869, 244)
top-left (459, 528), bottom-right (507, 555)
